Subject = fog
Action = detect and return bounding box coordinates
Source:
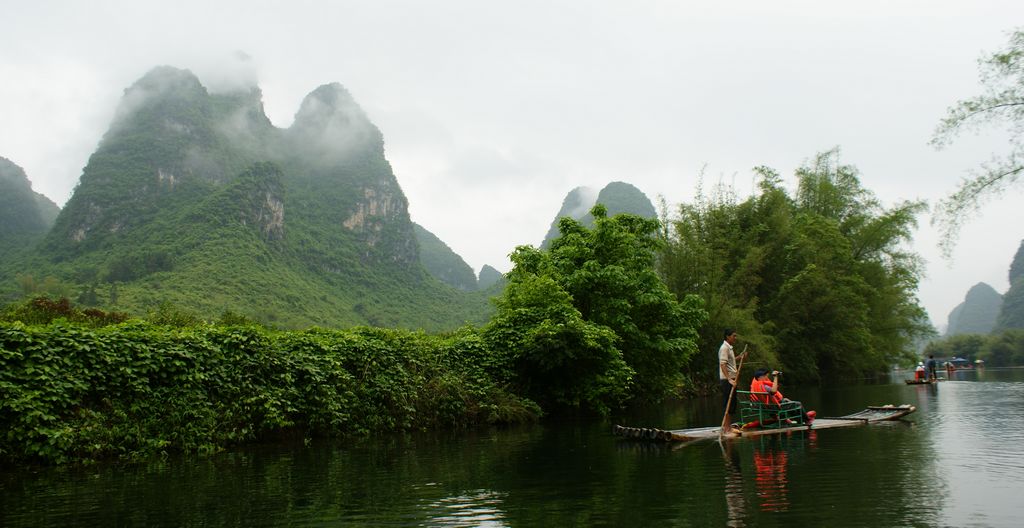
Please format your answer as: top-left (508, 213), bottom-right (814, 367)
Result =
top-left (2, 0), bottom-right (1023, 328)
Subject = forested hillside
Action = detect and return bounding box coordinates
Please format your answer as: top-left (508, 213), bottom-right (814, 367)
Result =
top-left (0, 157), bottom-right (59, 258)
top-left (0, 67), bottom-right (493, 330)
top-left (413, 223), bottom-right (479, 291)
top-left (996, 240), bottom-right (1024, 331)
top-left (946, 283), bottom-right (1003, 336)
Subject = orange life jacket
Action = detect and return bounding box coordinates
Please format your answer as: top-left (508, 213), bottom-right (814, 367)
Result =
top-left (750, 378), bottom-right (783, 405)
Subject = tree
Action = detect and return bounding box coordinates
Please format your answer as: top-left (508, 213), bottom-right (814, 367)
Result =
top-left (980, 329), bottom-right (1024, 366)
top-left (657, 174), bottom-right (782, 388)
top-left (485, 205), bottom-right (706, 410)
top-left (483, 257), bottom-right (631, 413)
top-left (660, 150), bottom-right (929, 383)
top-left (931, 28), bottom-right (1024, 255)
top-left (924, 333), bottom-right (987, 362)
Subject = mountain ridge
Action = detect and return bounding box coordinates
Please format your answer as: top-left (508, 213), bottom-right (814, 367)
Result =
top-left (2, 66), bottom-right (493, 330)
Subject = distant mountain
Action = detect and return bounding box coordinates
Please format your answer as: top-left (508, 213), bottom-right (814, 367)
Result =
top-left (413, 223), bottom-right (477, 291)
top-left (946, 282), bottom-right (1003, 336)
top-left (996, 239), bottom-right (1024, 331)
top-left (2, 66), bottom-right (493, 329)
top-left (541, 181), bottom-right (656, 247)
top-left (477, 264), bottom-right (504, 290)
top-left (0, 156), bottom-right (59, 257)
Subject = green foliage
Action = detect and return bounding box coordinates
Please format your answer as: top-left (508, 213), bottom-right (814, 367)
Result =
top-left (484, 259), bottom-right (631, 414)
top-left (0, 157), bottom-right (59, 246)
top-left (925, 330), bottom-right (1024, 367)
top-left (488, 205), bottom-right (706, 411)
top-left (1, 296), bottom-right (130, 327)
top-left (0, 319), bottom-right (539, 465)
top-left (0, 67), bottom-right (495, 332)
top-left (413, 222), bottom-right (478, 291)
top-left (477, 264), bottom-right (505, 290)
top-left (660, 150), bottom-right (930, 384)
top-left (979, 329), bottom-right (1024, 366)
top-left (924, 333), bottom-right (987, 361)
top-left (541, 181), bottom-right (657, 248)
top-left (931, 28), bottom-right (1024, 255)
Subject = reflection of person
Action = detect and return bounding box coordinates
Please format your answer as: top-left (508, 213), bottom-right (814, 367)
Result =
top-left (719, 329), bottom-right (747, 434)
top-left (926, 355), bottom-right (938, 380)
top-left (914, 362), bottom-right (926, 381)
top-left (722, 440), bottom-right (747, 527)
top-left (753, 445), bottom-right (789, 512)
top-left (750, 369), bottom-right (815, 424)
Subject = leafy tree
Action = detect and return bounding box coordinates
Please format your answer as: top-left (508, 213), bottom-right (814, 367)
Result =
top-left (660, 150), bottom-right (929, 383)
top-left (486, 205), bottom-right (706, 410)
top-left (657, 178), bottom-right (781, 389)
top-left (484, 259), bottom-right (630, 413)
top-left (979, 329), bottom-right (1024, 366)
top-left (924, 333), bottom-right (987, 361)
top-left (931, 28), bottom-right (1024, 254)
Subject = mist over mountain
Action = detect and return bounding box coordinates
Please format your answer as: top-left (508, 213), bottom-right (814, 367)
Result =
top-left (3, 66), bottom-right (492, 329)
top-left (540, 181), bottom-right (656, 247)
top-left (0, 157), bottom-right (59, 257)
top-left (996, 239), bottom-right (1024, 331)
top-left (946, 282), bottom-right (1003, 336)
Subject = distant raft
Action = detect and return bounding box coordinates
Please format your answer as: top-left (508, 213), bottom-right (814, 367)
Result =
top-left (613, 404), bottom-right (916, 443)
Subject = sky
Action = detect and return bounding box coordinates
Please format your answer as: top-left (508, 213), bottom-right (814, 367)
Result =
top-left (2, 1), bottom-right (1023, 330)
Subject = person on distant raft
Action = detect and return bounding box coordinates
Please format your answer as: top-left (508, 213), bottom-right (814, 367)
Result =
top-left (719, 328), bottom-right (747, 434)
top-left (915, 362), bottom-right (926, 381)
top-left (749, 368), bottom-right (815, 425)
top-left (926, 355), bottom-right (938, 381)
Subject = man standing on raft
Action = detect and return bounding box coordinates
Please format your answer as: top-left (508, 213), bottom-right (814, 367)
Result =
top-left (719, 329), bottom-right (746, 435)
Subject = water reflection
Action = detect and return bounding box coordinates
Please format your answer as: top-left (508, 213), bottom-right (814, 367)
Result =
top-left (420, 489), bottom-right (507, 527)
top-left (3, 370), bottom-right (1024, 527)
top-left (752, 441), bottom-right (789, 512)
top-left (720, 441), bottom-right (746, 527)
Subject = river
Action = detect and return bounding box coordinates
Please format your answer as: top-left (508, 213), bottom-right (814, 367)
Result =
top-left (2, 368), bottom-right (1023, 527)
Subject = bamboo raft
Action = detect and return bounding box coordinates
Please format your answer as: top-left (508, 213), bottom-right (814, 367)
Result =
top-left (613, 404), bottom-right (916, 443)
top-left (904, 378), bottom-right (942, 384)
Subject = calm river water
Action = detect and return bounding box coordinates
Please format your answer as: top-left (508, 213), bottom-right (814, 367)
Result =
top-left (3, 369), bottom-right (1023, 527)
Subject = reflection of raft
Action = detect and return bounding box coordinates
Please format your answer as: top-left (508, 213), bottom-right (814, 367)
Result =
top-left (613, 404), bottom-right (916, 443)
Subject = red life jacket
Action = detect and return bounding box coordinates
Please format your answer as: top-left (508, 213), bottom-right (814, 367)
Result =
top-left (750, 378), bottom-right (783, 405)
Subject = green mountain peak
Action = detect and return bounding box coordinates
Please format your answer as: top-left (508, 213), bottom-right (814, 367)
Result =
top-left (4, 67), bottom-right (492, 330)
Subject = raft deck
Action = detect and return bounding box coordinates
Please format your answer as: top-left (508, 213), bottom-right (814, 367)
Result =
top-left (904, 378), bottom-right (942, 384)
top-left (613, 404), bottom-right (916, 443)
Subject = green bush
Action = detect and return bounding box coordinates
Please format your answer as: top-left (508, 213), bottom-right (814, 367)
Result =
top-left (0, 320), bottom-right (539, 464)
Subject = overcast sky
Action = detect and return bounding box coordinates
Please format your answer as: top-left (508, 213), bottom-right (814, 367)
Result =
top-left (2, 1), bottom-right (1023, 329)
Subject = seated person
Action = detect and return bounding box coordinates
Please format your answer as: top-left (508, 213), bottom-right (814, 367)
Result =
top-left (914, 362), bottom-right (926, 381)
top-left (749, 368), bottom-right (815, 425)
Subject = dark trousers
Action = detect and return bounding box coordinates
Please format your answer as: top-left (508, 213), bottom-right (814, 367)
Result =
top-left (720, 379), bottom-right (737, 414)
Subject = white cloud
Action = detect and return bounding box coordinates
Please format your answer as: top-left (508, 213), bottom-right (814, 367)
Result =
top-left (2, 0), bottom-right (1023, 324)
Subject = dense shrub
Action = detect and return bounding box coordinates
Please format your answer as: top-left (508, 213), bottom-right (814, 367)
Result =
top-left (0, 321), bottom-right (539, 464)
top-left (0, 296), bottom-right (130, 327)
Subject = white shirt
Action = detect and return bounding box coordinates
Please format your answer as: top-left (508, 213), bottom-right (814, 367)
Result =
top-left (719, 340), bottom-right (736, 381)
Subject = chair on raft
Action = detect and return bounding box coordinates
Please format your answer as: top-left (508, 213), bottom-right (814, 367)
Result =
top-left (736, 390), bottom-right (805, 429)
